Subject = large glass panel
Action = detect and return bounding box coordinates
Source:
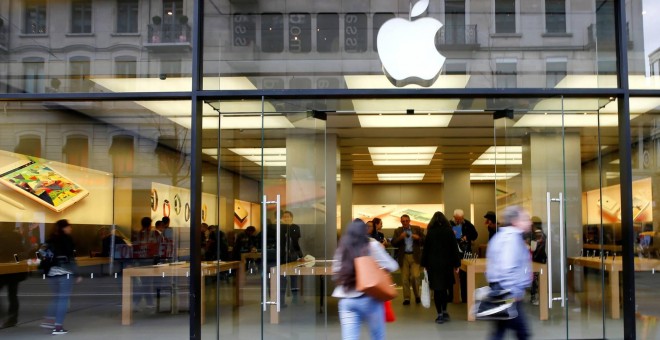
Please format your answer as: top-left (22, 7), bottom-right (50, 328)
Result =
top-left (201, 98), bottom-right (330, 339)
top-left (0, 99), bottom-right (192, 337)
top-left (628, 97), bottom-right (660, 340)
top-left (203, 0), bottom-right (619, 90)
top-left (0, 1), bottom-right (193, 93)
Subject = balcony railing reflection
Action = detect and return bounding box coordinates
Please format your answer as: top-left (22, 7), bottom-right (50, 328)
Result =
top-left (0, 25), bottom-right (8, 51)
top-left (437, 25), bottom-right (478, 47)
top-left (146, 24), bottom-right (191, 51)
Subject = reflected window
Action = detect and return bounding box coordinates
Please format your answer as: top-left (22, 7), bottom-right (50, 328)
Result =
top-left (496, 59), bottom-right (517, 88)
top-left (289, 13), bottom-right (311, 53)
top-left (545, 0), bottom-right (566, 33)
top-left (24, 0), bottom-right (47, 34)
top-left (445, 0), bottom-right (466, 44)
top-left (71, 0), bottom-right (92, 33)
top-left (115, 56), bottom-right (137, 78)
top-left (373, 13), bottom-right (395, 52)
top-left (15, 135), bottom-right (42, 158)
top-left (598, 60), bottom-right (616, 75)
top-left (109, 135), bottom-right (134, 174)
top-left (445, 61), bottom-right (467, 75)
top-left (23, 58), bottom-right (45, 93)
top-left (317, 13), bottom-right (339, 53)
top-left (69, 57), bottom-right (92, 92)
top-left (261, 13), bottom-right (284, 53)
top-left (117, 0), bottom-right (139, 33)
top-left (344, 13), bottom-right (367, 53)
top-left (546, 58), bottom-right (567, 88)
top-left (495, 0), bottom-right (516, 33)
top-left (63, 135), bottom-right (89, 167)
top-left (160, 59), bottom-right (181, 78)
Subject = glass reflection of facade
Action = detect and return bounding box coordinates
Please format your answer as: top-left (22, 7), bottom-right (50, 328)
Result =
top-left (0, 1), bottom-right (657, 339)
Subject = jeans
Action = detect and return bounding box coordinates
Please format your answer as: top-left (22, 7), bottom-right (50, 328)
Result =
top-left (46, 275), bottom-right (74, 326)
top-left (490, 301), bottom-right (530, 340)
top-left (338, 295), bottom-right (385, 340)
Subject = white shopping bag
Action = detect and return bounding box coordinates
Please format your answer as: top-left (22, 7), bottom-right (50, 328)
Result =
top-left (421, 269), bottom-right (431, 308)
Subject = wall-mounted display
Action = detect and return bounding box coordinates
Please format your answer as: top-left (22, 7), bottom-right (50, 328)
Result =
top-left (150, 182), bottom-right (217, 227)
top-left (0, 151), bottom-right (113, 224)
top-left (233, 199), bottom-right (261, 230)
top-left (352, 204), bottom-right (444, 229)
top-left (582, 177), bottom-right (653, 224)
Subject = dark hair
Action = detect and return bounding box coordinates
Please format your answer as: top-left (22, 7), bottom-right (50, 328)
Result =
top-left (54, 219), bottom-right (70, 235)
top-left (370, 217), bottom-right (382, 238)
top-left (427, 211), bottom-right (450, 230)
top-left (401, 214), bottom-right (410, 220)
top-left (246, 226), bottom-right (256, 233)
top-left (141, 217), bottom-right (152, 229)
top-left (155, 220), bottom-right (163, 228)
top-left (162, 216), bottom-right (170, 225)
top-left (282, 210), bottom-right (293, 218)
top-left (334, 220), bottom-right (370, 289)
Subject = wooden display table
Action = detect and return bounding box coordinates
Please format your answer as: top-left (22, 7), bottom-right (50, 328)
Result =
top-left (269, 260), bottom-right (334, 324)
top-left (238, 252), bottom-right (262, 304)
top-left (460, 258), bottom-right (548, 321)
top-left (567, 256), bottom-right (660, 319)
top-left (121, 260), bottom-right (241, 325)
top-left (0, 257), bottom-right (111, 275)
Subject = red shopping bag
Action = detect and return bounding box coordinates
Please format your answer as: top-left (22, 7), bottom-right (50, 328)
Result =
top-left (384, 300), bottom-right (396, 322)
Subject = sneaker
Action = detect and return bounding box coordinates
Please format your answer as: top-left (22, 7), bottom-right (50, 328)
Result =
top-left (40, 321), bottom-right (55, 329)
top-left (415, 297), bottom-right (421, 304)
top-left (1, 319), bottom-right (17, 329)
top-left (402, 300), bottom-right (410, 306)
top-left (532, 299), bottom-right (539, 306)
top-left (443, 312), bottom-right (451, 321)
top-left (435, 315), bottom-right (444, 324)
top-left (52, 328), bottom-right (69, 335)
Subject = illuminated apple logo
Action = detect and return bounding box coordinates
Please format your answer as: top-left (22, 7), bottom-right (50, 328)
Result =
top-left (377, 0), bottom-right (445, 87)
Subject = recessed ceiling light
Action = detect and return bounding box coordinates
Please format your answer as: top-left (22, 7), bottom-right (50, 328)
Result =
top-left (228, 148), bottom-right (286, 167)
top-left (358, 114), bottom-right (452, 128)
top-left (472, 146), bottom-right (522, 165)
top-left (377, 173), bottom-right (425, 181)
top-left (470, 173), bottom-right (520, 181)
top-left (369, 146), bottom-right (437, 166)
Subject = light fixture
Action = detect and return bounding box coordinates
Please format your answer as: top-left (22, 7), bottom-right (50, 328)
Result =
top-left (472, 146), bottom-right (522, 166)
top-left (377, 173), bottom-right (425, 181)
top-left (369, 146), bottom-right (437, 166)
top-left (227, 148), bottom-right (287, 167)
top-left (470, 173), bottom-right (520, 181)
top-left (358, 114), bottom-right (452, 128)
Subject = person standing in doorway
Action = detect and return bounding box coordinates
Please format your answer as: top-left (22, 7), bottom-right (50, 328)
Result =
top-left (392, 214), bottom-right (425, 305)
top-left (281, 211), bottom-right (303, 304)
top-left (486, 206), bottom-right (533, 340)
top-left (421, 211), bottom-right (461, 324)
top-left (484, 211), bottom-right (498, 240)
top-left (0, 227), bottom-right (29, 329)
top-left (450, 208), bottom-right (478, 303)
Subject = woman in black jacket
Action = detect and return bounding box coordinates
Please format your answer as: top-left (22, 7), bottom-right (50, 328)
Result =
top-left (421, 211), bottom-right (461, 324)
top-left (42, 219), bottom-right (81, 335)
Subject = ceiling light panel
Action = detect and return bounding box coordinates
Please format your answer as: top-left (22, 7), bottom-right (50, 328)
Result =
top-left (358, 114), bottom-right (452, 128)
top-left (369, 146), bottom-right (437, 166)
top-left (377, 173), bottom-right (425, 181)
top-left (229, 148), bottom-right (286, 167)
top-left (470, 173), bottom-right (520, 181)
top-left (472, 146), bottom-right (523, 165)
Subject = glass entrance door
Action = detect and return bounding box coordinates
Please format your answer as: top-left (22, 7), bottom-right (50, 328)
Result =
top-left (201, 98), bottom-right (330, 339)
top-left (492, 97), bottom-right (617, 338)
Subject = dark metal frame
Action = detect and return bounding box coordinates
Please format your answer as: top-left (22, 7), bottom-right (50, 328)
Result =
top-left (0, 1), bottom-right (641, 339)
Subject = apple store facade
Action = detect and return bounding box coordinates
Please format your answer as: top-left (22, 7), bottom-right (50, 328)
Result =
top-left (0, 0), bottom-right (659, 339)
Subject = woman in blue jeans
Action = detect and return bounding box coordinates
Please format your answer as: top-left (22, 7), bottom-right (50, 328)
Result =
top-left (41, 219), bottom-right (81, 335)
top-left (332, 220), bottom-right (399, 340)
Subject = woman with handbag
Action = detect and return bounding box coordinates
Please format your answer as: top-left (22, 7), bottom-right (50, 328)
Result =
top-left (332, 220), bottom-right (399, 340)
top-left (421, 211), bottom-right (461, 324)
